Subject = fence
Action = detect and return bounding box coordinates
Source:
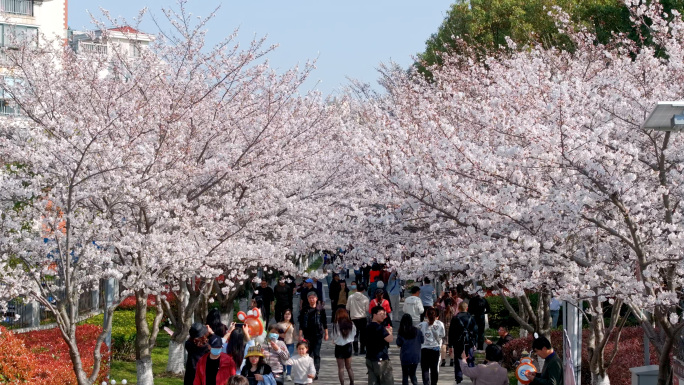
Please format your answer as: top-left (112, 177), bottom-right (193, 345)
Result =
top-left (2, 279), bottom-right (107, 330)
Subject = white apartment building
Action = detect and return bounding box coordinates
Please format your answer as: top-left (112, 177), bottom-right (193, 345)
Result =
top-left (0, 0), bottom-right (67, 47)
top-left (70, 26), bottom-right (155, 59)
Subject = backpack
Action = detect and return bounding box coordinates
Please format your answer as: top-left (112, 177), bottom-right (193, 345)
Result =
top-left (456, 314), bottom-right (476, 347)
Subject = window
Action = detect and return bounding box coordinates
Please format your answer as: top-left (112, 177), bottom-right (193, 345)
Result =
top-left (0, 24), bottom-right (38, 48)
top-left (1, 0), bottom-right (33, 16)
top-left (0, 76), bottom-right (23, 116)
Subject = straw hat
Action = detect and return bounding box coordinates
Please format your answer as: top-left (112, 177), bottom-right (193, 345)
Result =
top-left (245, 344), bottom-right (264, 358)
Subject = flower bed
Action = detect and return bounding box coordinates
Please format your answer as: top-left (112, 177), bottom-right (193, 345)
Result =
top-left (12, 324), bottom-right (110, 385)
top-left (502, 327), bottom-right (659, 385)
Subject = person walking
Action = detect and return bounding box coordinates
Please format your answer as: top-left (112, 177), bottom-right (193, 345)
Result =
top-left (403, 286), bottom-right (424, 326)
top-left (332, 308), bottom-right (356, 385)
top-left (336, 280), bottom-right (350, 312)
top-left (459, 344), bottom-right (508, 385)
top-left (418, 308), bottom-right (445, 385)
top-left (347, 282), bottom-right (369, 355)
top-left (396, 314), bottom-right (424, 385)
top-left (276, 309), bottom-right (296, 382)
top-left (329, 273), bottom-right (342, 311)
top-left (193, 334), bottom-right (237, 385)
top-left (274, 279), bottom-right (293, 323)
top-left (419, 278), bottom-right (436, 322)
top-left (284, 341), bottom-right (317, 385)
top-left (254, 280), bottom-right (275, 329)
top-left (437, 291), bottom-right (455, 367)
top-left (387, 272), bottom-right (402, 323)
top-left (467, 287), bottom-right (490, 351)
top-left (298, 291), bottom-right (328, 380)
top-left (448, 301), bottom-right (478, 384)
top-left (263, 325), bottom-right (289, 385)
top-left (363, 306), bottom-right (395, 385)
top-left (369, 289), bottom-right (392, 327)
top-left (185, 323), bottom-right (211, 385)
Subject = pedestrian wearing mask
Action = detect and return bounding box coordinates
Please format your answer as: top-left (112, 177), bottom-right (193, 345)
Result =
top-left (194, 334), bottom-right (237, 385)
top-left (263, 325), bottom-right (289, 385)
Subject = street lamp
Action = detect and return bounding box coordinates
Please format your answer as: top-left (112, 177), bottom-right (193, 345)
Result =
top-left (637, 101), bottom-right (684, 366)
top-left (642, 101), bottom-right (684, 131)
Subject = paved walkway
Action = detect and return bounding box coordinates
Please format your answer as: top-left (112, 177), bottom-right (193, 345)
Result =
top-left (285, 268), bottom-right (473, 385)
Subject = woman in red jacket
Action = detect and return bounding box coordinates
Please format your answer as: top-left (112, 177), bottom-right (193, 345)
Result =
top-left (368, 289), bottom-right (392, 326)
top-left (194, 334), bottom-right (237, 385)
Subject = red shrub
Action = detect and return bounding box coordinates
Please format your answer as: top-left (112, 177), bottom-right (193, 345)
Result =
top-left (118, 291), bottom-right (178, 310)
top-left (0, 326), bottom-right (37, 382)
top-left (18, 324), bottom-right (110, 385)
top-left (502, 327), bottom-right (660, 385)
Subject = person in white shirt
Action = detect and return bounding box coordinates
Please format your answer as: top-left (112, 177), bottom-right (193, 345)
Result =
top-left (284, 341), bottom-right (316, 385)
top-left (332, 308), bottom-right (357, 385)
top-left (346, 282), bottom-right (370, 355)
top-left (403, 286), bottom-right (424, 326)
top-left (418, 308), bottom-right (445, 385)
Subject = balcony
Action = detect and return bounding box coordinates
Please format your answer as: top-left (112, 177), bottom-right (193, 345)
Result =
top-left (1, 0), bottom-right (33, 16)
top-left (79, 42), bottom-right (108, 56)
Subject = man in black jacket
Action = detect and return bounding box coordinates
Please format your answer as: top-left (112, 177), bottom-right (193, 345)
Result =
top-left (467, 287), bottom-right (490, 350)
top-left (298, 291), bottom-right (328, 379)
top-left (253, 280), bottom-right (274, 328)
top-left (448, 301), bottom-right (478, 384)
top-left (273, 278), bottom-right (293, 322)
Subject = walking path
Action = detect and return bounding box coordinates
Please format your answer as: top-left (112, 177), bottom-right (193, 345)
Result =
top-left (286, 268), bottom-right (473, 385)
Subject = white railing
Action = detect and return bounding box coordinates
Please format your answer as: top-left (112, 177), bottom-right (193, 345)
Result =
top-left (79, 42), bottom-right (108, 55)
top-left (1, 0), bottom-right (33, 16)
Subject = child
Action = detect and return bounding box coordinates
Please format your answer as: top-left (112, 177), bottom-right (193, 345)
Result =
top-left (240, 345), bottom-right (275, 385)
top-left (284, 341), bottom-right (316, 385)
top-left (396, 314), bottom-right (424, 385)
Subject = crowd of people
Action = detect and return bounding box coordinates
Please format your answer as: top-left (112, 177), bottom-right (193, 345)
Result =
top-left (182, 263), bottom-right (564, 385)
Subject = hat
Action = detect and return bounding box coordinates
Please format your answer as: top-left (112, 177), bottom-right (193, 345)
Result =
top-left (245, 344), bottom-right (264, 358)
top-left (376, 281), bottom-right (385, 289)
top-left (307, 291), bottom-right (318, 298)
top-left (189, 322), bottom-right (208, 339)
top-left (305, 278), bottom-right (314, 283)
top-left (208, 334), bottom-right (223, 348)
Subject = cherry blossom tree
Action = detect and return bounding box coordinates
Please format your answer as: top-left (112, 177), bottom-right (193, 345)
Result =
top-left (345, 2), bottom-right (684, 384)
top-left (0, 4), bottom-right (347, 384)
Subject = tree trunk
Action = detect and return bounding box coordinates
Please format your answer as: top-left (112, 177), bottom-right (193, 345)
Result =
top-left (135, 290), bottom-right (154, 385)
top-left (592, 372), bottom-right (611, 385)
top-left (136, 357), bottom-right (154, 385)
top-left (134, 290), bottom-right (164, 385)
top-left (166, 340), bottom-right (186, 374)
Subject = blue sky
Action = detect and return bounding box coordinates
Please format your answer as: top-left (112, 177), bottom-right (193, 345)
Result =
top-left (67, 1), bottom-right (454, 96)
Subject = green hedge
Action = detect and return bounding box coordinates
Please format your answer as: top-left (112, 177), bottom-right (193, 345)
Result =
top-left (82, 310), bottom-right (159, 361)
top-left (485, 293), bottom-right (539, 330)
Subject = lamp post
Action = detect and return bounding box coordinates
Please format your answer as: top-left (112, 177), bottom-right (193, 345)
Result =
top-left (639, 101), bottom-right (684, 366)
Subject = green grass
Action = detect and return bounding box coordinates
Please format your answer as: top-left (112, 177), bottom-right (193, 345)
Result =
top-left (306, 257), bottom-right (323, 272)
top-left (109, 333), bottom-right (183, 385)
